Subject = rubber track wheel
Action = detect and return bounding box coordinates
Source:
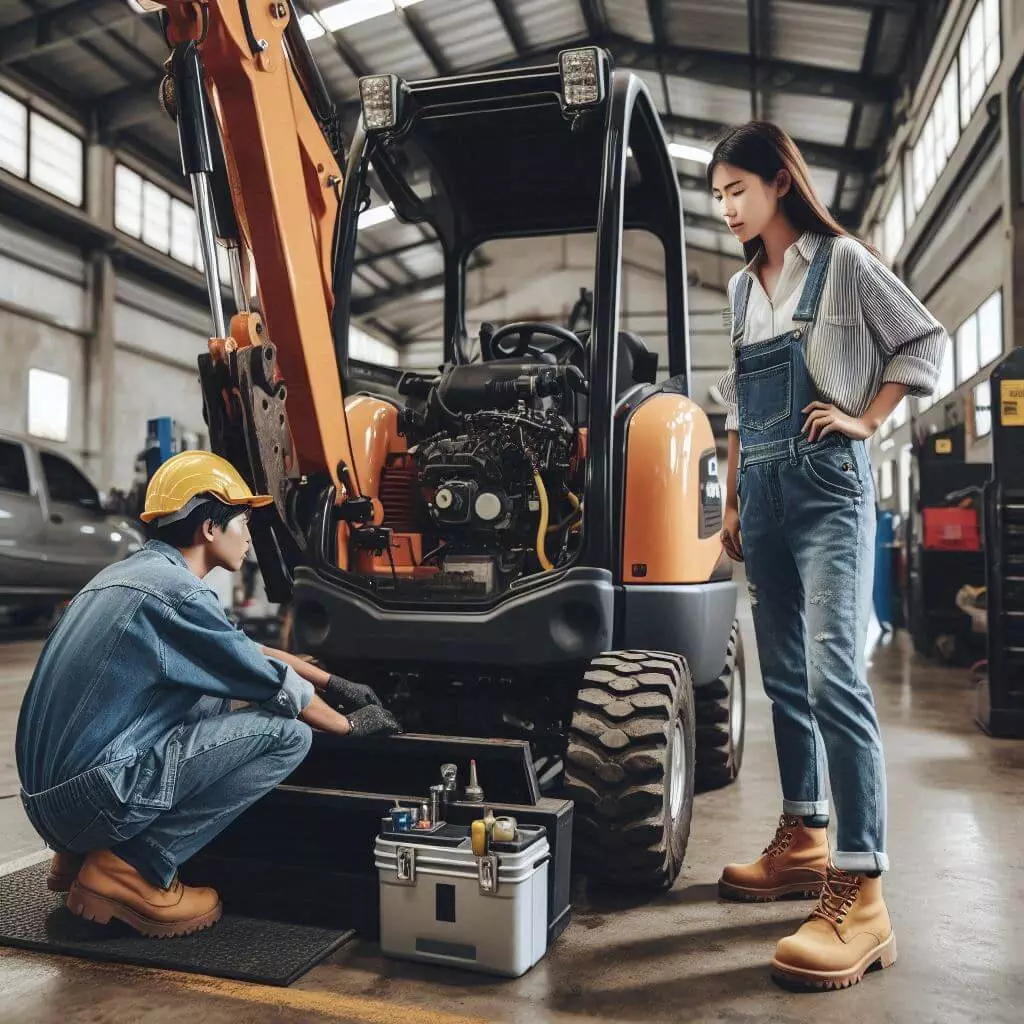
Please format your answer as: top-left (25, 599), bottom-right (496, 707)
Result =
top-left (564, 651), bottom-right (695, 891)
top-left (694, 621), bottom-right (746, 792)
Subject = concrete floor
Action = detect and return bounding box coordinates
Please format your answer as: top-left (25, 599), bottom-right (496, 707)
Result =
top-left (2, 605), bottom-right (1023, 1024)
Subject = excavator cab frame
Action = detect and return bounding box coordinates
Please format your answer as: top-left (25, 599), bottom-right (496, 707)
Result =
top-left (330, 54), bottom-right (694, 580)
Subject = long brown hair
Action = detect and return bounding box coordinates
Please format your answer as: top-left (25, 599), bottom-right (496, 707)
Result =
top-left (706, 121), bottom-right (862, 263)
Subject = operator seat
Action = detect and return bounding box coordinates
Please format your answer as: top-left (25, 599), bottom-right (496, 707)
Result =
top-left (575, 329), bottom-right (659, 400)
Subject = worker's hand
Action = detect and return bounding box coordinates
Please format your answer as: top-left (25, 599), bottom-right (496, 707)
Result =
top-left (801, 402), bottom-right (874, 443)
top-left (323, 675), bottom-right (383, 712)
top-left (345, 704), bottom-right (403, 737)
top-left (721, 505), bottom-right (743, 562)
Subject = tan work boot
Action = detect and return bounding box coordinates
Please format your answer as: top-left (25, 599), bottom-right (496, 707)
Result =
top-left (771, 864), bottom-right (896, 990)
top-left (719, 814), bottom-right (828, 902)
top-left (67, 849), bottom-right (222, 938)
top-left (47, 852), bottom-right (83, 892)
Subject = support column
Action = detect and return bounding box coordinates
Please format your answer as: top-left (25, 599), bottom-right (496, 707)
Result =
top-left (1005, 55), bottom-right (1024, 351)
top-left (83, 132), bottom-right (117, 489)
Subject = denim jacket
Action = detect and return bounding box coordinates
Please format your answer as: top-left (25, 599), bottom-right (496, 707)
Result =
top-left (16, 540), bottom-right (313, 808)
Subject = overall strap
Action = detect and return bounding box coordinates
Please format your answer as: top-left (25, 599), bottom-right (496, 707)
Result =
top-left (793, 234), bottom-right (837, 323)
top-left (730, 273), bottom-right (753, 346)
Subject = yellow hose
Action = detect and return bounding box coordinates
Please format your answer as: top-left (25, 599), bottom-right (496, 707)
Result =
top-left (533, 471), bottom-right (554, 571)
top-left (547, 489), bottom-right (582, 533)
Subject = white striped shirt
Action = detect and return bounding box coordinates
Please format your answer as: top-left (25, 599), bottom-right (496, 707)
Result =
top-left (718, 232), bottom-right (948, 432)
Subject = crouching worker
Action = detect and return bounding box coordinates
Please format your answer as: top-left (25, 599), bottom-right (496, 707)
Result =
top-left (16, 451), bottom-right (400, 938)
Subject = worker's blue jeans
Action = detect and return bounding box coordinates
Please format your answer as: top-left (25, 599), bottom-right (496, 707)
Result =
top-left (23, 698), bottom-right (311, 888)
top-left (739, 435), bottom-right (888, 872)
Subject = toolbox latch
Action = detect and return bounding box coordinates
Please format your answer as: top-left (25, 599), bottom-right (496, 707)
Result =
top-left (478, 853), bottom-right (499, 895)
top-left (395, 845), bottom-right (416, 885)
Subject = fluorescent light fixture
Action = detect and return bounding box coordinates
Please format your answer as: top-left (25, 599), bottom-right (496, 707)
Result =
top-left (299, 14), bottom-right (326, 39)
top-left (668, 141), bottom-right (712, 165)
top-left (358, 204), bottom-right (395, 229)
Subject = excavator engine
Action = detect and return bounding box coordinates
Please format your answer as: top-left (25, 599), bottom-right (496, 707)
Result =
top-left (368, 359), bottom-right (587, 594)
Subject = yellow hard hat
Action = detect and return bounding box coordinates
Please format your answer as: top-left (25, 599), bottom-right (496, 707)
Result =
top-left (141, 451), bottom-right (273, 524)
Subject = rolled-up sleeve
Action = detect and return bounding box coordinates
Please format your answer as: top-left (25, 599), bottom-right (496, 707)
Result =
top-left (858, 252), bottom-right (948, 397)
top-left (159, 588), bottom-right (314, 717)
top-left (719, 276), bottom-right (740, 432)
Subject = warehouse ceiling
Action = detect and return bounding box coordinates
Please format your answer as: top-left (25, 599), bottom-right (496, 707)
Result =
top-left (0, 0), bottom-right (929, 364)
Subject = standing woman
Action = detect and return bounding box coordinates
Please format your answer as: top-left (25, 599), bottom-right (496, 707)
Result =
top-left (709, 122), bottom-right (947, 990)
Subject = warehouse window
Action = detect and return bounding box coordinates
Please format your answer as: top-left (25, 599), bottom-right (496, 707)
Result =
top-left (960, 0), bottom-right (1000, 129)
top-left (977, 289), bottom-right (1002, 366)
top-left (29, 113), bottom-right (83, 206)
top-left (0, 441), bottom-right (30, 495)
top-left (116, 161), bottom-right (224, 279)
top-left (0, 90), bottom-right (83, 205)
top-left (881, 186), bottom-right (904, 264)
top-left (170, 199), bottom-right (197, 265)
top-left (955, 288), bottom-right (1003, 386)
top-left (909, 65), bottom-right (959, 214)
top-left (0, 90), bottom-right (28, 178)
top-left (114, 164), bottom-right (143, 236)
top-left (974, 380), bottom-right (992, 438)
top-left (957, 315), bottom-right (979, 383)
top-left (350, 324), bottom-right (398, 367)
top-left (933, 339), bottom-right (954, 403)
top-left (27, 368), bottom-right (70, 444)
top-left (142, 180), bottom-right (171, 253)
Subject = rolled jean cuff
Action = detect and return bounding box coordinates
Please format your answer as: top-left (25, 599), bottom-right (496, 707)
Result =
top-left (782, 799), bottom-right (829, 817)
top-left (833, 850), bottom-right (889, 873)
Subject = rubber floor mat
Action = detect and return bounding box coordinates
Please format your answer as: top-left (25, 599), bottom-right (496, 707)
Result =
top-left (0, 861), bottom-right (355, 986)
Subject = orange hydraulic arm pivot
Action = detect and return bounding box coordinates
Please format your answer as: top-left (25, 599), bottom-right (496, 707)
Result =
top-left (158, 0), bottom-right (356, 498)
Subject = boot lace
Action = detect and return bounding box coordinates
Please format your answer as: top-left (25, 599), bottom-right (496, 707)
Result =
top-left (811, 866), bottom-right (861, 928)
top-left (762, 815), bottom-right (799, 867)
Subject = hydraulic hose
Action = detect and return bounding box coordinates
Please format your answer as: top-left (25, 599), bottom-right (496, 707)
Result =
top-left (533, 471), bottom-right (554, 571)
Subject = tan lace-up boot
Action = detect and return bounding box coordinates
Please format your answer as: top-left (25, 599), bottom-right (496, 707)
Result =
top-left (771, 863), bottom-right (896, 990)
top-left (67, 849), bottom-right (222, 938)
top-left (47, 852), bottom-right (83, 892)
top-left (719, 814), bottom-right (828, 902)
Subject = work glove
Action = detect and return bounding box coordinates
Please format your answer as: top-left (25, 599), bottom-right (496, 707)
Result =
top-left (323, 675), bottom-right (383, 712)
top-left (345, 704), bottom-right (402, 737)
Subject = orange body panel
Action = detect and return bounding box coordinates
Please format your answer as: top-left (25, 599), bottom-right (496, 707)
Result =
top-left (163, 1), bottom-right (354, 497)
top-left (621, 393), bottom-right (723, 584)
top-left (343, 396), bottom-right (407, 524)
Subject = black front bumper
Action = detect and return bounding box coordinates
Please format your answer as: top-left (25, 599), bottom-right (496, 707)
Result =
top-left (292, 565), bottom-right (615, 667)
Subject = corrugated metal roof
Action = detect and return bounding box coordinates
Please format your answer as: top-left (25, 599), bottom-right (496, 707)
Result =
top-left (309, 40), bottom-right (360, 99)
top-left (666, 77), bottom-right (752, 126)
top-left (23, 45), bottom-right (128, 99)
top-left (516, 0), bottom-right (588, 50)
top-left (339, 12), bottom-right (435, 81)
top-left (766, 94), bottom-right (853, 147)
top-left (871, 9), bottom-right (912, 77)
top-left (855, 104), bottom-right (886, 150)
top-left (0, 1), bottom-right (35, 30)
top-left (413, 0), bottom-right (515, 71)
top-left (604, 0), bottom-right (655, 45)
top-left (665, 0), bottom-right (750, 56)
top-left (769, 0), bottom-right (871, 73)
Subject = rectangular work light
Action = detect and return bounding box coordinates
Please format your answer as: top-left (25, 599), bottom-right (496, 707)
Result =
top-left (359, 74), bottom-right (403, 132)
top-left (558, 47), bottom-right (608, 110)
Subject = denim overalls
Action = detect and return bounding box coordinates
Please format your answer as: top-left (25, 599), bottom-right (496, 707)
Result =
top-left (733, 235), bottom-right (888, 873)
